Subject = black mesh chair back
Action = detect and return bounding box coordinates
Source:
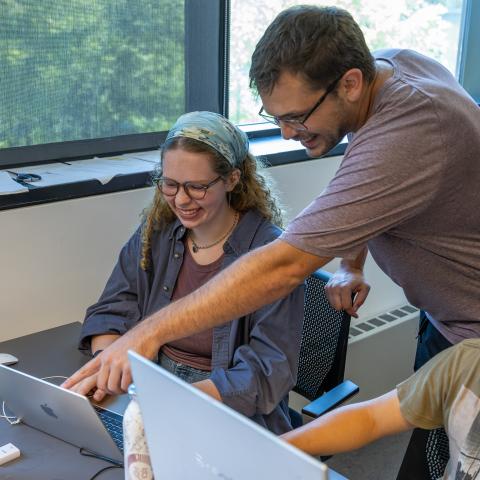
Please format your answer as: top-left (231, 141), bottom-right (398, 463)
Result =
top-left (293, 269), bottom-right (351, 402)
top-left (426, 428), bottom-right (450, 479)
top-left (397, 427), bottom-right (450, 479)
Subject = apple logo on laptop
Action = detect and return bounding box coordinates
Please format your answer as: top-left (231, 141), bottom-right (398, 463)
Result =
top-left (40, 403), bottom-right (58, 419)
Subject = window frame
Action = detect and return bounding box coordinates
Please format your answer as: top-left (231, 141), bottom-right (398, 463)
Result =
top-left (0, 0), bottom-right (478, 212)
top-left (458, 0), bottom-right (480, 102)
top-left (0, 0), bottom-right (228, 169)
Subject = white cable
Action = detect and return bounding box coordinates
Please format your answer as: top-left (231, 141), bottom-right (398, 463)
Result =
top-left (1, 401), bottom-right (20, 425)
top-left (1, 375), bottom-right (68, 426)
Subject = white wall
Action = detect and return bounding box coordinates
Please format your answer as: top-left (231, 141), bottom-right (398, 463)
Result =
top-left (0, 189), bottom-right (153, 341)
top-left (0, 155), bottom-right (407, 342)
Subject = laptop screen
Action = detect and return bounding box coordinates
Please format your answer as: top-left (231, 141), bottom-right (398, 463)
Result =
top-left (129, 351), bottom-right (342, 480)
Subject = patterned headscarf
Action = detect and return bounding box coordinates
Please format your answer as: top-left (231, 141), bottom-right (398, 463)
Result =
top-left (164, 111), bottom-right (249, 167)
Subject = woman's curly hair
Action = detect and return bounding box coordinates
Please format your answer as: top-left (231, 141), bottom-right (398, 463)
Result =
top-left (140, 136), bottom-right (283, 271)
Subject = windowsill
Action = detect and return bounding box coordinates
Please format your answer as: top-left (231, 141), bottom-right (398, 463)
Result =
top-left (250, 135), bottom-right (347, 166)
top-left (0, 134), bottom-right (347, 212)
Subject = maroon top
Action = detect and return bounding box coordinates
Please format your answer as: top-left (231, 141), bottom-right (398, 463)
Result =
top-left (162, 242), bottom-right (224, 370)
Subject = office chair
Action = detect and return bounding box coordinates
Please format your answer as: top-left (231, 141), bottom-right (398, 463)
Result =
top-left (425, 429), bottom-right (450, 479)
top-left (289, 268), bottom-right (359, 430)
top-left (396, 427), bottom-right (450, 479)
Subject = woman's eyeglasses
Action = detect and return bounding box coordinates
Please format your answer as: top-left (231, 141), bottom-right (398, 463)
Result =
top-left (157, 176), bottom-right (222, 200)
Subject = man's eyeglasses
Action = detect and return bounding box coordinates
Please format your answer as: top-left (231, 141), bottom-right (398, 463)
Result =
top-left (157, 176), bottom-right (223, 200)
top-left (258, 74), bottom-right (343, 131)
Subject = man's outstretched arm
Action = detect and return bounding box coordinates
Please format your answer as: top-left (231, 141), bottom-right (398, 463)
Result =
top-left (282, 390), bottom-right (413, 456)
top-left (63, 239), bottom-right (330, 398)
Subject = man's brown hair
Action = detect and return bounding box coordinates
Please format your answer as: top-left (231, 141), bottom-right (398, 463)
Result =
top-left (250, 5), bottom-right (375, 95)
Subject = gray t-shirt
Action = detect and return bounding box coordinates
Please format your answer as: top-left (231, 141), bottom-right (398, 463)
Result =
top-left (282, 49), bottom-right (480, 343)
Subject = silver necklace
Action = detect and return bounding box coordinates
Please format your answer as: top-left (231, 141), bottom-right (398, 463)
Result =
top-left (190, 212), bottom-right (239, 253)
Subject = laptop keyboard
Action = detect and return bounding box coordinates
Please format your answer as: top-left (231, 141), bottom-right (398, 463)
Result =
top-left (94, 406), bottom-right (124, 452)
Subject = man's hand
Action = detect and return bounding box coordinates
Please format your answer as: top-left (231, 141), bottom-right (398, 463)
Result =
top-left (325, 266), bottom-right (370, 318)
top-left (62, 324), bottom-right (159, 400)
top-left (67, 370), bottom-right (107, 402)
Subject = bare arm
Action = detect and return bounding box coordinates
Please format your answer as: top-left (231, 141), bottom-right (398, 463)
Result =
top-left (341, 245), bottom-right (368, 271)
top-left (325, 246), bottom-right (370, 318)
top-left (193, 379), bottom-right (222, 402)
top-left (282, 390), bottom-right (413, 456)
top-left (91, 334), bottom-right (121, 354)
top-left (63, 239), bottom-right (330, 396)
top-left (144, 239), bottom-right (327, 343)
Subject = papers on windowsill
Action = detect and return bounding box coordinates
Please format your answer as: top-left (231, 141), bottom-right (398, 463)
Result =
top-left (129, 150), bottom-right (161, 164)
top-left (0, 172), bottom-right (29, 195)
top-left (1, 151), bottom-right (159, 191)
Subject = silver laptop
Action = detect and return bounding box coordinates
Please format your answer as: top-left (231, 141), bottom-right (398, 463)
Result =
top-left (129, 351), bottom-right (341, 480)
top-left (0, 364), bottom-right (126, 463)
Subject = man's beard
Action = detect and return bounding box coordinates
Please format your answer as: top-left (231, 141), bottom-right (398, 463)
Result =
top-left (301, 103), bottom-right (352, 157)
top-left (304, 122), bottom-right (350, 158)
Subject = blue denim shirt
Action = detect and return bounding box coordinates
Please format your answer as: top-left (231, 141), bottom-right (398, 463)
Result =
top-left (79, 209), bottom-right (304, 434)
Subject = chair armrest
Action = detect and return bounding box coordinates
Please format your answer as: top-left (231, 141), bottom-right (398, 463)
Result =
top-left (301, 380), bottom-right (359, 418)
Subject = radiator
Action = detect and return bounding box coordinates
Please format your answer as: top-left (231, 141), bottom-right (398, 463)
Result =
top-left (345, 305), bottom-right (420, 402)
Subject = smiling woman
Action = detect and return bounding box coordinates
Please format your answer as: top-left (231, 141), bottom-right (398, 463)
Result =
top-left (160, 148), bottom-right (239, 260)
top-left (64, 111), bottom-right (305, 435)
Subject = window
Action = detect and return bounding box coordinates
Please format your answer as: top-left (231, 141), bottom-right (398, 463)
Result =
top-left (0, 0), bottom-right (227, 168)
top-left (458, 0), bottom-right (480, 100)
top-left (229, 0), bottom-right (473, 125)
top-left (1, 0), bottom-right (478, 192)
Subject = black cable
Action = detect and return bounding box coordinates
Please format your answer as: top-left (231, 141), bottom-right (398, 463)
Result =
top-left (89, 464), bottom-right (123, 480)
top-left (79, 447), bottom-right (124, 479)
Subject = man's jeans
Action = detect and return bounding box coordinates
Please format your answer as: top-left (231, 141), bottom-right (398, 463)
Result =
top-left (414, 311), bottom-right (452, 371)
top-left (158, 352), bottom-right (211, 384)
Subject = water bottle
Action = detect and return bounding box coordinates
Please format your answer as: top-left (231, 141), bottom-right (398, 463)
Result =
top-left (123, 383), bottom-right (154, 480)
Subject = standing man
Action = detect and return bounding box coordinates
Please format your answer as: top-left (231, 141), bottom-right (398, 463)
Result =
top-left (65, 5), bottom-right (480, 474)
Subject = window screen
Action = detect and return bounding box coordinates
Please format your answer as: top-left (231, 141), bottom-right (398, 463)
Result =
top-left (1, 0), bottom-right (185, 150)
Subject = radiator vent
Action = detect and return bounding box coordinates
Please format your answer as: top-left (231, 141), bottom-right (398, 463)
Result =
top-left (349, 304), bottom-right (419, 342)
